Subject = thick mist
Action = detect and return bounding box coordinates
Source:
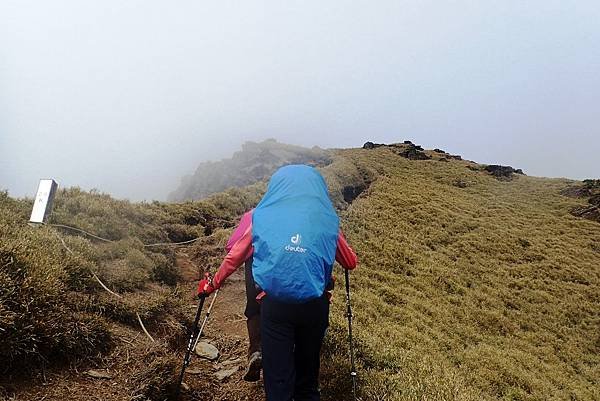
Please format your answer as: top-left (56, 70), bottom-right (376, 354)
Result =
top-left (1, 1), bottom-right (598, 201)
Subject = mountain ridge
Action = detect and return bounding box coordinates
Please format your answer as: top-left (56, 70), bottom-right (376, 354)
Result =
top-left (1, 140), bottom-right (599, 400)
top-left (168, 139), bottom-right (331, 202)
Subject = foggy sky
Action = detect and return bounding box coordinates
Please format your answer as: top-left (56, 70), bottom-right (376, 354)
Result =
top-left (1, 1), bottom-right (599, 201)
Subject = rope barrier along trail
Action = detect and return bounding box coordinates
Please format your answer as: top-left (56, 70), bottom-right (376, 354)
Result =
top-left (46, 221), bottom-right (211, 345)
top-left (143, 237), bottom-right (200, 247)
top-left (47, 223), bottom-right (201, 247)
top-left (50, 228), bottom-right (155, 342)
top-left (49, 223), bottom-right (114, 243)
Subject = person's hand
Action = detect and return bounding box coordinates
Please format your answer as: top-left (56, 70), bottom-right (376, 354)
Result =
top-left (197, 272), bottom-right (215, 297)
top-left (325, 275), bottom-right (335, 291)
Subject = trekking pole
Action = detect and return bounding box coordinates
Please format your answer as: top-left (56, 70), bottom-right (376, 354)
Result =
top-left (344, 268), bottom-right (358, 401)
top-left (192, 289), bottom-right (219, 351)
top-left (175, 294), bottom-right (206, 400)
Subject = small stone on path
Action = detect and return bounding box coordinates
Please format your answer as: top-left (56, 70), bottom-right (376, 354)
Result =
top-left (214, 366), bottom-right (239, 381)
top-left (186, 367), bottom-right (203, 375)
top-left (195, 341), bottom-right (219, 360)
top-left (221, 357), bottom-right (241, 366)
top-left (85, 369), bottom-right (112, 379)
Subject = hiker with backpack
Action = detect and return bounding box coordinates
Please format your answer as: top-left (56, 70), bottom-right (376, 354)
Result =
top-left (225, 208), bottom-right (339, 383)
top-left (198, 164), bottom-right (357, 401)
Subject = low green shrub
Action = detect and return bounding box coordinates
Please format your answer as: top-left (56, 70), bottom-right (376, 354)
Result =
top-left (0, 226), bottom-right (110, 370)
top-left (90, 286), bottom-right (186, 328)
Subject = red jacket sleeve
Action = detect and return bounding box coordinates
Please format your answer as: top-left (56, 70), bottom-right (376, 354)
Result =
top-left (336, 230), bottom-right (357, 270)
top-left (225, 209), bottom-right (253, 252)
top-left (213, 224), bottom-right (254, 288)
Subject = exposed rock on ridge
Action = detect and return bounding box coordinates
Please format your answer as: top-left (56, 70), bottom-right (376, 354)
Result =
top-left (168, 140), bottom-right (332, 201)
top-left (362, 141), bottom-right (431, 160)
top-left (562, 179), bottom-right (600, 223)
top-left (484, 165), bottom-right (525, 180)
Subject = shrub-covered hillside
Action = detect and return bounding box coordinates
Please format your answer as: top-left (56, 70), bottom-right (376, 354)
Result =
top-left (0, 184), bottom-right (262, 377)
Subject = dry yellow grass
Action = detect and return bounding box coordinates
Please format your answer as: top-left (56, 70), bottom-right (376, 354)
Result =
top-left (322, 147), bottom-right (600, 401)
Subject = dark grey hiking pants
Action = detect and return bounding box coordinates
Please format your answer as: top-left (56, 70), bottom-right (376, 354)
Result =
top-left (261, 294), bottom-right (329, 401)
top-left (244, 259), bottom-right (261, 356)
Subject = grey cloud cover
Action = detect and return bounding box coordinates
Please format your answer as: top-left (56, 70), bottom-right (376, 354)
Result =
top-left (1, 0), bottom-right (598, 200)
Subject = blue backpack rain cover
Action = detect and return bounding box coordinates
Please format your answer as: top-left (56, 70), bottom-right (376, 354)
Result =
top-left (252, 165), bottom-right (339, 303)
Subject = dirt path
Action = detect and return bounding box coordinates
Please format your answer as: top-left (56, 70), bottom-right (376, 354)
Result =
top-left (178, 249), bottom-right (265, 401)
top-left (3, 248), bottom-right (265, 401)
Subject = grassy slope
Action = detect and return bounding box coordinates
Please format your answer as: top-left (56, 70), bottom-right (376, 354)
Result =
top-left (323, 147), bottom-right (600, 401)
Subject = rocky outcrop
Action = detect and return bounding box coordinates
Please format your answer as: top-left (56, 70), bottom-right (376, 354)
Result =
top-left (362, 141), bottom-right (431, 160)
top-left (561, 179), bottom-right (600, 198)
top-left (484, 165), bottom-right (525, 180)
top-left (571, 204), bottom-right (600, 222)
top-left (169, 140), bottom-right (332, 201)
top-left (362, 141), bottom-right (385, 149)
top-left (562, 179), bottom-right (600, 223)
top-left (396, 144), bottom-right (431, 160)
